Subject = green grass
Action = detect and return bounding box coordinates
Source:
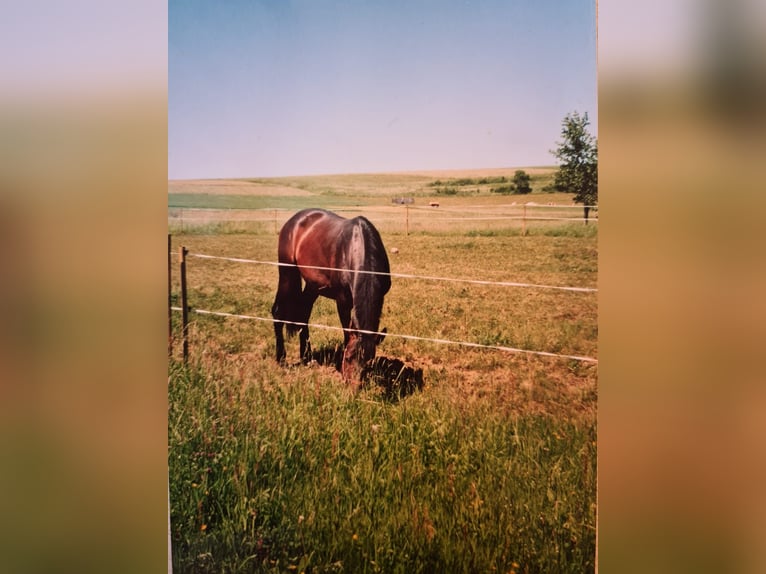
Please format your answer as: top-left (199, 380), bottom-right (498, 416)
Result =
top-left (168, 193), bottom-right (375, 211)
top-left (169, 358), bottom-right (596, 573)
top-left (466, 223), bottom-right (598, 239)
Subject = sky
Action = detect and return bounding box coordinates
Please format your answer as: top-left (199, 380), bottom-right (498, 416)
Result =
top-left (169, 0), bottom-right (597, 179)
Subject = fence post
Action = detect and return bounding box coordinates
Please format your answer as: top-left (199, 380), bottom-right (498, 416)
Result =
top-left (405, 205), bottom-right (409, 236)
top-left (179, 246), bottom-right (189, 364)
top-left (522, 204), bottom-right (527, 236)
top-left (168, 234), bottom-right (172, 357)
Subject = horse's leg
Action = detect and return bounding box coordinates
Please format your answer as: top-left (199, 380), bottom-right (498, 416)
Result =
top-left (271, 300), bottom-right (286, 363)
top-left (272, 262), bottom-right (302, 364)
top-left (336, 295), bottom-right (352, 345)
top-left (335, 295), bottom-right (352, 372)
top-left (299, 289), bottom-right (319, 363)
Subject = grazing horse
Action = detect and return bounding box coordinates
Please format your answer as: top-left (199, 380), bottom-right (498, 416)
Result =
top-left (271, 209), bottom-right (391, 385)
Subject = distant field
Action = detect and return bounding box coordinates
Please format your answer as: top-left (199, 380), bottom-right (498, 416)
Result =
top-left (168, 166), bottom-right (562, 207)
top-left (167, 166), bottom-right (589, 237)
top-left (168, 168), bottom-right (597, 573)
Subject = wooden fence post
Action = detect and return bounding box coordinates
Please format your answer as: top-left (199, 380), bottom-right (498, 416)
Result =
top-left (405, 205), bottom-right (409, 236)
top-left (179, 246), bottom-right (189, 364)
top-left (522, 204), bottom-right (527, 236)
top-left (168, 234), bottom-right (172, 357)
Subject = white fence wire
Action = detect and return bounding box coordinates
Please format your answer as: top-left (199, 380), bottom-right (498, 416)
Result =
top-left (187, 252), bottom-right (597, 293)
top-left (171, 306), bottom-right (598, 364)
top-left (171, 245), bottom-right (597, 364)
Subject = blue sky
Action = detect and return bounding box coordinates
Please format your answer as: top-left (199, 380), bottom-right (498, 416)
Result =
top-left (169, 0), bottom-right (596, 179)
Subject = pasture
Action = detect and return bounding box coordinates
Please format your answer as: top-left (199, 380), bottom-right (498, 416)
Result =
top-left (168, 168), bottom-right (597, 573)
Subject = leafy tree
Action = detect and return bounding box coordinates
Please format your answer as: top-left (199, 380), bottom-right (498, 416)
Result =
top-left (551, 111), bottom-right (598, 222)
top-left (512, 169), bottom-right (532, 194)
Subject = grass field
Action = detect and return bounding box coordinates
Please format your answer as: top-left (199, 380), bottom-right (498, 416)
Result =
top-left (168, 168), bottom-right (597, 573)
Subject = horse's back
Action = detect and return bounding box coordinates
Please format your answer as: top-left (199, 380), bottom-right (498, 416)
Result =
top-left (278, 209), bottom-right (389, 288)
top-left (278, 209), bottom-right (343, 265)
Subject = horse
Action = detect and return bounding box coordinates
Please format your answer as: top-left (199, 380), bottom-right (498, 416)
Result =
top-left (271, 209), bottom-right (391, 386)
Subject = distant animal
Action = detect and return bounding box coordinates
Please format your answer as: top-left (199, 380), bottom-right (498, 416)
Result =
top-left (271, 209), bottom-right (391, 386)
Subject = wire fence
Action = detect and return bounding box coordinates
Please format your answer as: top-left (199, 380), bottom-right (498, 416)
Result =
top-left (168, 202), bottom-right (598, 235)
top-left (169, 242), bottom-right (598, 365)
top-left (171, 306), bottom-right (598, 364)
top-left (186, 252), bottom-right (597, 293)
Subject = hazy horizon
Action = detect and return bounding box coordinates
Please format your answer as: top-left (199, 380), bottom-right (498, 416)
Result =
top-left (167, 163), bottom-right (561, 182)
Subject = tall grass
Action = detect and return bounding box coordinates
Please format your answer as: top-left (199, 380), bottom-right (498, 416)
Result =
top-left (169, 357), bottom-right (596, 573)
top-left (168, 176), bottom-right (597, 572)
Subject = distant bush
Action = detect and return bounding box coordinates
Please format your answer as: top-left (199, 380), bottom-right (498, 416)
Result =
top-left (512, 170), bottom-right (532, 194)
top-left (428, 176), bottom-right (506, 187)
top-left (490, 171), bottom-right (532, 195)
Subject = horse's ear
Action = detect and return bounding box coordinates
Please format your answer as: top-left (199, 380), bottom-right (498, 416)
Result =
top-left (376, 327), bottom-right (387, 344)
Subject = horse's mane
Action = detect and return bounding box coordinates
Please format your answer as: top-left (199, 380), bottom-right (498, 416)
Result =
top-left (350, 216), bottom-right (391, 333)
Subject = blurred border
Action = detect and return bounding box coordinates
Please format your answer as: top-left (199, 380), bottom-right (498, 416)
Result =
top-left (2, 1), bottom-right (765, 572)
top-left (0, 2), bottom-right (167, 573)
top-left (599, 1), bottom-right (766, 572)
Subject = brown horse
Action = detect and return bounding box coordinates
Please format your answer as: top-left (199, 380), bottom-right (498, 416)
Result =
top-left (271, 209), bottom-right (391, 385)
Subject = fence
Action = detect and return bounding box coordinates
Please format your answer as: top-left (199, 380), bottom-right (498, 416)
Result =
top-left (168, 202), bottom-right (598, 236)
top-left (187, 252), bottom-right (597, 293)
top-left (168, 237), bottom-right (598, 366)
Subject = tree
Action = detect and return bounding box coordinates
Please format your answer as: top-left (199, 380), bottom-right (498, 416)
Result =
top-left (551, 111), bottom-right (598, 222)
top-left (512, 169), bottom-right (532, 194)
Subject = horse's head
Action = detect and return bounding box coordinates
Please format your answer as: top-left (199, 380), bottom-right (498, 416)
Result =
top-left (342, 328), bottom-right (387, 383)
